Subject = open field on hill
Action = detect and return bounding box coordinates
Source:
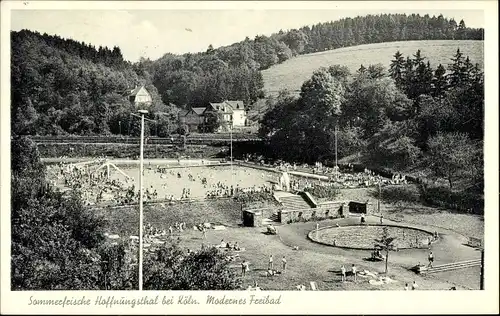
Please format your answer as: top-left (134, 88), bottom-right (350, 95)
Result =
top-left (262, 40), bottom-right (484, 95)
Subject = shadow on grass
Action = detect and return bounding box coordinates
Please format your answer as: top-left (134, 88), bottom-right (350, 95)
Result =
top-left (261, 232), bottom-right (277, 236)
top-left (363, 257), bottom-right (384, 262)
top-left (322, 280), bottom-right (339, 284)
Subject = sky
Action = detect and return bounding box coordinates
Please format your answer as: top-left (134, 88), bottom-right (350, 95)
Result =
top-left (11, 8), bottom-right (485, 62)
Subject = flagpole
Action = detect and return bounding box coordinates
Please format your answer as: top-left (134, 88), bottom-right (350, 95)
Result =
top-left (230, 122), bottom-right (234, 188)
top-left (138, 109), bottom-right (148, 291)
top-left (335, 124), bottom-right (338, 167)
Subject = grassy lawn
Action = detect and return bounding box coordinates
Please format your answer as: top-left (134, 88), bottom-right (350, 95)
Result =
top-left (97, 199), bottom-right (245, 236)
top-left (167, 219), bottom-right (479, 290)
top-left (262, 40), bottom-right (483, 96)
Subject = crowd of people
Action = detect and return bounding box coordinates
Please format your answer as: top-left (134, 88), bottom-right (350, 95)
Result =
top-left (49, 154), bottom-right (409, 207)
top-left (47, 161), bottom-right (135, 205)
top-left (48, 160), bottom-right (278, 205)
top-left (241, 154), bottom-right (410, 190)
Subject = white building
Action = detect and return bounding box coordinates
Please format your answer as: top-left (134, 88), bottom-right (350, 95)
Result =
top-left (206, 100), bottom-right (247, 129)
top-left (129, 86), bottom-right (152, 106)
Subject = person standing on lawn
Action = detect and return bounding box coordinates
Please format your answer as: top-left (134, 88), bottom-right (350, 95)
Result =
top-left (351, 264), bottom-right (357, 282)
top-left (241, 260), bottom-right (249, 276)
top-left (268, 255), bottom-right (274, 270)
top-left (341, 265), bottom-right (346, 282)
top-left (412, 280), bottom-right (419, 290)
top-left (428, 251), bottom-right (434, 267)
top-left (282, 256), bottom-right (287, 272)
top-left (202, 225), bottom-right (207, 239)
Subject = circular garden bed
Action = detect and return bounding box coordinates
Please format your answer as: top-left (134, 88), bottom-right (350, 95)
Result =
top-left (308, 224), bottom-right (434, 250)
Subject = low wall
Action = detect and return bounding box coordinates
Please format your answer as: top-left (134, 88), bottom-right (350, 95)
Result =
top-left (280, 203), bottom-right (345, 224)
top-left (308, 223), bottom-right (435, 250)
top-left (299, 191), bottom-right (318, 208)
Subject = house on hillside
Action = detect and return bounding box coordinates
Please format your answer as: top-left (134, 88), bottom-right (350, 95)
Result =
top-left (178, 107), bottom-right (206, 133)
top-left (128, 86), bottom-right (152, 107)
top-left (204, 100), bottom-right (247, 130)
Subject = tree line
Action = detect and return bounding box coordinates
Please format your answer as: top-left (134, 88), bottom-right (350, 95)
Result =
top-left (11, 30), bottom-right (181, 137)
top-left (259, 49), bottom-right (483, 198)
top-left (295, 14), bottom-right (483, 54)
top-left (137, 48), bottom-right (265, 110)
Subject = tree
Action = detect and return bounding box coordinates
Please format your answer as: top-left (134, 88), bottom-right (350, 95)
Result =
top-left (143, 243), bottom-right (241, 290)
top-left (367, 64), bottom-right (386, 79)
top-left (413, 61), bottom-right (433, 100)
top-left (11, 136), bottom-right (110, 290)
top-left (300, 69), bottom-right (345, 121)
top-left (366, 121), bottom-right (421, 170)
top-left (448, 49), bottom-right (465, 88)
top-left (432, 64), bottom-right (447, 96)
top-left (343, 76), bottom-right (412, 137)
top-left (282, 29), bottom-right (308, 55)
top-left (357, 64), bottom-right (367, 75)
top-left (402, 56), bottom-right (415, 97)
top-left (389, 51), bottom-right (405, 89)
top-left (202, 111), bottom-right (223, 133)
top-left (427, 132), bottom-right (480, 189)
top-left (374, 227), bottom-right (397, 274)
top-left (457, 19), bottom-right (467, 39)
top-left (326, 65), bottom-right (351, 87)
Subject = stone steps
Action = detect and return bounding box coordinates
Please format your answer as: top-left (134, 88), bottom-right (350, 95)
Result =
top-left (280, 195), bottom-right (312, 210)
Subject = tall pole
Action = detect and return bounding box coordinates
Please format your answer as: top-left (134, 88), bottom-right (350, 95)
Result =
top-left (230, 122), bottom-right (234, 187)
top-left (480, 248), bottom-right (484, 290)
top-left (335, 124), bottom-right (338, 167)
top-left (139, 113), bottom-right (145, 291)
top-left (378, 181), bottom-right (381, 215)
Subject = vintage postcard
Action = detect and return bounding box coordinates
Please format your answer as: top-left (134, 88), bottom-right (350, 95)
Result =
top-left (1, 1), bottom-right (498, 314)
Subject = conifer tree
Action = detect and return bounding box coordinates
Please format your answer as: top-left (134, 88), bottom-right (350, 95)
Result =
top-left (448, 49), bottom-right (465, 88)
top-left (389, 51), bottom-right (405, 90)
top-left (432, 64), bottom-right (447, 97)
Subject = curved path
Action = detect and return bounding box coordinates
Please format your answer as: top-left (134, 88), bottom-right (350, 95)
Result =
top-left (277, 215), bottom-right (481, 289)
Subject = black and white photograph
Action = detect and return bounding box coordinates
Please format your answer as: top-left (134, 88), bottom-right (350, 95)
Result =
top-left (1, 1), bottom-right (498, 314)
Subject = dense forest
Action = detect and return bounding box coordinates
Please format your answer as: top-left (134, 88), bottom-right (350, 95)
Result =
top-left (11, 13), bottom-right (483, 137)
top-left (259, 48), bottom-right (483, 211)
top-left (11, 30), bottom-right (175, 137)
